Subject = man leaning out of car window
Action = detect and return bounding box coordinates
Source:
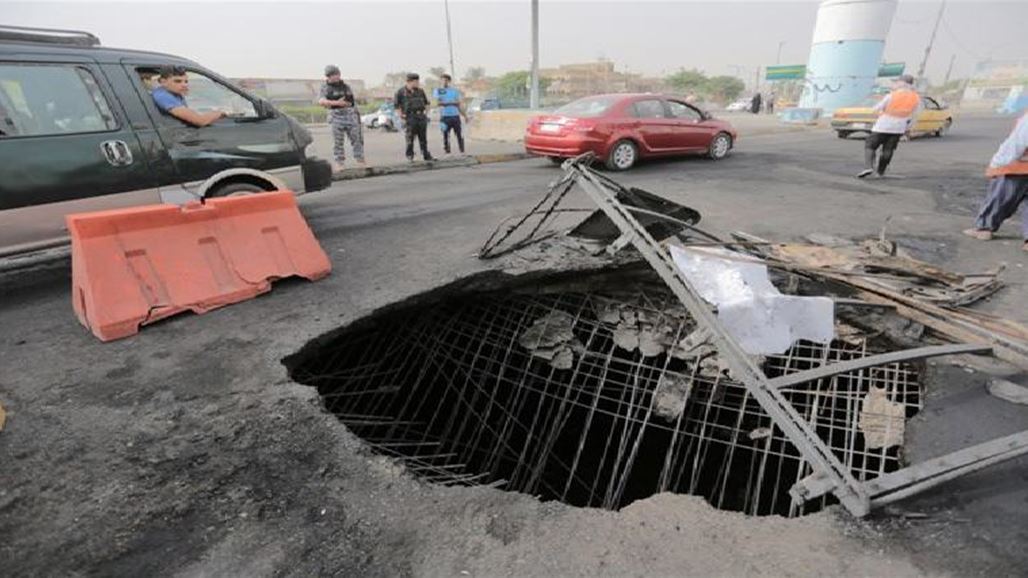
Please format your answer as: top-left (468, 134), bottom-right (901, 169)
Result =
top-left (151, 65), bottom-right (226, 127)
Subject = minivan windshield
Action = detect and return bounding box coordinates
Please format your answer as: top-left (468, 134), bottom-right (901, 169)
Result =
top-left (555, 95), bottom-right (620, 118)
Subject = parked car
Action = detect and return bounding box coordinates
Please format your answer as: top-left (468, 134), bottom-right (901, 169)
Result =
top-left (524, 94), bottom-right (737, 171)
top-left (0, 25), bottom-right (333, 257)
top-left (362, 103), bottom-right (400, 131)
top-left (831, 96), bottom-right (953, 139)
top-left (469, 95), bottom-right (529, 113)
top-left (725, 98), bottom-right (751, 112)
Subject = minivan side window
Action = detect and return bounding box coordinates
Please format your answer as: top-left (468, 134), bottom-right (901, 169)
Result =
top-left (137, 68), bottom-right (257, 123)
top-left (183, 72), bottom-right (257, 118)
top-left (0, 64), bottom-right (117, 138)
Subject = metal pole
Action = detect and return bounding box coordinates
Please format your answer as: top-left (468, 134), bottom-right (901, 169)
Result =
top-left (942, 53), bottom-right (956, 87)
top-left (916, 0), bottom-right (946, 82)
top-left (444, 0), bottom-right (456, 78)
top-left (776, 41), bottom-right (785, 65)
top-left (530, 0), bottom-right (540, 109)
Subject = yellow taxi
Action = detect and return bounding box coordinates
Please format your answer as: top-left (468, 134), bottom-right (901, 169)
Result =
top-left (831, 96), bottom-right (953, 139)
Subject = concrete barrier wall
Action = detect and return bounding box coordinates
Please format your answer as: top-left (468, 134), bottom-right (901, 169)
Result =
top-left (469, 110), bottom-right (537, 142)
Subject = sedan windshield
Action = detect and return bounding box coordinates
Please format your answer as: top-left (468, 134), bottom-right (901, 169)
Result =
top-left (555, 96), bottom-right (621, 118)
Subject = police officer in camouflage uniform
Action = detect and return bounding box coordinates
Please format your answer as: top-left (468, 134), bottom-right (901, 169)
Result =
top-left (319, 65), bottom-right (364, 169)
top-left (394, 73), bottom-right (433, 162)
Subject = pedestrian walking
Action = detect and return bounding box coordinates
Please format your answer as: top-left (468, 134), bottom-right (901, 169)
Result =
top-left (434, 73), bottom-right (467, 155)
top-left (750, 92), bottom-right (762, 114)
top-left (857, 75), bottom-right (921, 179)
top-left (766, 91), bottom-right (776, 114)
top-left (394, 73), bottom-right (433, 162)
top-left (319, 65), bottom-right (364, 171)
top-left (962, 111), bottom-right (1028, 253)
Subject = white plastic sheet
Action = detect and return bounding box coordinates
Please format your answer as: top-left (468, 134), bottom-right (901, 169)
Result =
top-left (670, 245), bottom-right (835, 355)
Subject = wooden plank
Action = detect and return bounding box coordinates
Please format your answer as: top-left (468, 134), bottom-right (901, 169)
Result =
top-left (731, 232), bottom-right (1028, 369)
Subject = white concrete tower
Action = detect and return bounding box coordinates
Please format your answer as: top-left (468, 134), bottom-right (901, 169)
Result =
top-left (799, 0), bottom-right (898, 112)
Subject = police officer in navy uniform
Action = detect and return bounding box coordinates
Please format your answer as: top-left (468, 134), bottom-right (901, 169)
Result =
top-left (394, 73), bottom-right (433, 162)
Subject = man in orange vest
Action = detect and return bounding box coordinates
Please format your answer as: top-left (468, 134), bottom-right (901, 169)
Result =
top-left (858, 75), bottom-right (921, 179)
top-left (963, 111), bottom-right (1028, 253)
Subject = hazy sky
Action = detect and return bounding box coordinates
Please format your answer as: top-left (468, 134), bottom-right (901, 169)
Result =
top-left (3, 0), bottom-right (1026, 86)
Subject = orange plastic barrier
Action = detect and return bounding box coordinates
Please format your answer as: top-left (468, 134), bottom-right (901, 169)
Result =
top-left (67, 191), bottom-right (331, 341)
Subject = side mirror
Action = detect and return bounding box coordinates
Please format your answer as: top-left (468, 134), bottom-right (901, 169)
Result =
top-left (255, 99), bottom-right (276, 119)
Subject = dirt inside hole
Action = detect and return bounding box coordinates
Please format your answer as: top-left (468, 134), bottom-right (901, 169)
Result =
top-left (286, 271), bottom-right (922, 517)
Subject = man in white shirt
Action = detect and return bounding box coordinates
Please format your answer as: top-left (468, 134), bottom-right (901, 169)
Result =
top-left (858, 75), bottom-right (922, 179)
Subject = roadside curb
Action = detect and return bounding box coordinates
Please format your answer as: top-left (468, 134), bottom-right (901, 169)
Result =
top-left (331, 152), bottom-right (534, 181)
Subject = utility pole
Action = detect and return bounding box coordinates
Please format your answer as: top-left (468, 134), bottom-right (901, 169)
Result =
top-left (444, 0), bottom-right (456, 78)
top-left (942, 53), bottom-right (956, 87)
top-left (530, 0), bottom-right (540, 109)
top-left (916, 0), bottom-right (946, 83)
top-left (776, 41), bottom-right (785, 65)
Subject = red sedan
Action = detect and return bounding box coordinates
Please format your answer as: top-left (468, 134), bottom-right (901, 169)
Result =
top-left (524, 94), bottom-right (737, 170)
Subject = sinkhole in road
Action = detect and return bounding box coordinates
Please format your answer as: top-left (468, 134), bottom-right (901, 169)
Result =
top-left (285, 270), bottom-right (923, 517)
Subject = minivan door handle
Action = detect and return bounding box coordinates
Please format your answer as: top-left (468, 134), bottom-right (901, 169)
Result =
top-left (100, 140), bottom-right (133, 167)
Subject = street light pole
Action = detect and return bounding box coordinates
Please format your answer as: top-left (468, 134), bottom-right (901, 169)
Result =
top-left (530, 0), bottom-right (540, 109)
top-left (444, 0), bottom-right (456, 78)
top-left (916, 0), bottom-right (946, 83)
top-left (942, 53), bottom-right (956, 87)
top-left (776, 41), bottom-right (785, 65)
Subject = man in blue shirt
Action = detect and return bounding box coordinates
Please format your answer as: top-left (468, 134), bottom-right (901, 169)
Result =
top-left (433, 74), bottom-right (467, 155)
top-left (151, 65), bottom-right (225, 127)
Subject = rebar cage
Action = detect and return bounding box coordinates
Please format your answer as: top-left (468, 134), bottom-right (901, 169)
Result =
top-left (290, 281), bottom-right (922, 517)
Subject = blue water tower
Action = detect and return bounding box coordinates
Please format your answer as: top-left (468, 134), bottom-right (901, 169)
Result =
top-left (800, 0), bottom-right (898, 113)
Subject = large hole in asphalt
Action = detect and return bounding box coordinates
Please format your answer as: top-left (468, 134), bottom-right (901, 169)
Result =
top-left (285, 268), bottom-right (922, 517)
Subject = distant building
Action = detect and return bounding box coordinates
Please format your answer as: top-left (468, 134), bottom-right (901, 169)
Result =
top-left (540, 61), bottom-right (663, 99)
top-left (961, 60), bottom-right (1028, 113)
top-left (462, 78), bottom-right (494, 99)
top-left (234, 78), bottom-right (367, 105)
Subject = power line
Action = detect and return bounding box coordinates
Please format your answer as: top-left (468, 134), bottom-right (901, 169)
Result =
top-left (940, 15), bottom-right (983, 61)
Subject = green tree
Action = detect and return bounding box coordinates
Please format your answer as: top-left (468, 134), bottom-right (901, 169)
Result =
top-left (495, 71), bottom-right (550, 102)
top-left (429, 66), bottom-right (448, 80)
top-left (464, 66), bottom-right (486, 82)
top-left (703, 76), bottom-right (746, 104)
top-left (665, 68), bottom-right (707, 94)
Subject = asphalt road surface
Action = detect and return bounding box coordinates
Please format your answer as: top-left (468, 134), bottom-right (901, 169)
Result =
top-left (2, 116), bottom-right (1026, 577)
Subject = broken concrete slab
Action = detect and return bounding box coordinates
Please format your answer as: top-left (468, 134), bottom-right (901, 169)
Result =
top-left (859, 386), bottom-right (907, 450)
top-left (987, 378), bottom-right (1028, 406)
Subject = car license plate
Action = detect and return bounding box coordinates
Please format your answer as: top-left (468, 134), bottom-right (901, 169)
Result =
top-left (539, 123), bottom-right (560, 133)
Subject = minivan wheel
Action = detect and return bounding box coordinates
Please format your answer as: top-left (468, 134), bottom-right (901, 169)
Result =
top-left (708, 133), bottom-right (732, 160)
top-left (208, 182), bottom-right (266, 198)
top-left (837, 130), bottom-right (852, 139)
top-left (605, 139), bottom-right (637, 171)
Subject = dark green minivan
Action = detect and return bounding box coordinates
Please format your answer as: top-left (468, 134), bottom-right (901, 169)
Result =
top-left (0, 26), bottom-right (332, 257)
